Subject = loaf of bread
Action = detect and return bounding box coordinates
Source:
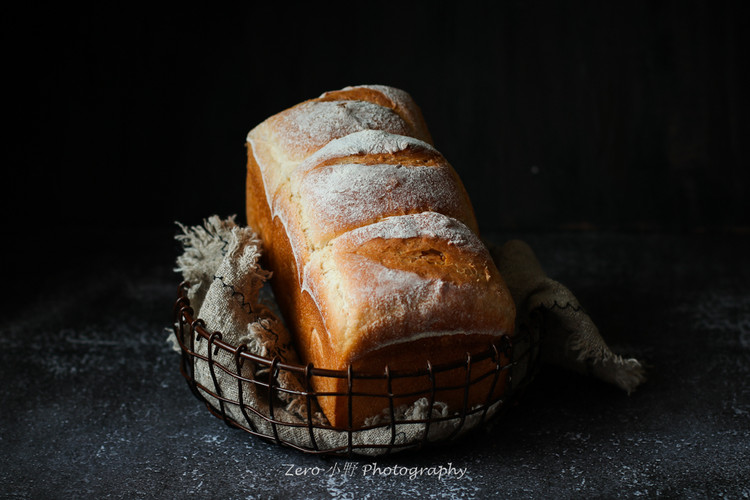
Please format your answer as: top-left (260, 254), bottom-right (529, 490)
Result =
top-left (245, 85), bottom-right (515, 428)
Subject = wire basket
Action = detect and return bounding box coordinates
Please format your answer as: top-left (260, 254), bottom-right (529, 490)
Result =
top-left (172, 281), bottom-right (540, 456)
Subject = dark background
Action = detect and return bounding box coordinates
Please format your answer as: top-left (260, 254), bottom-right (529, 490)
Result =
top-left (6, 1), bottom-right (749, 238)
top-left (3, 3), bottom-right (750, 497)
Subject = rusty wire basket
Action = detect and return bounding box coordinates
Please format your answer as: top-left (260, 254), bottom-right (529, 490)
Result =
top-left (172, 281), bottom-right (540, 456)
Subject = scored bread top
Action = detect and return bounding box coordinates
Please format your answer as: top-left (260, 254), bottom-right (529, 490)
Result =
top-left (246, 85), bottom-right (514, 367)
top-left (292, 130), bottom-right (479, 248)
top-left (317, 84), bottom-right (433, 145)
top-left (302, 212), bottom-right (513, 360)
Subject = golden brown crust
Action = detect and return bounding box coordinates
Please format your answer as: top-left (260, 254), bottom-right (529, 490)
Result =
top-left (318, 84), bottom-right (433, 145)
top-left (245, 85), bottom-right (515, 428)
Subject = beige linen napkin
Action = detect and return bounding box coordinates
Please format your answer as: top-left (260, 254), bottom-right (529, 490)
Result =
top-left (171, 216), bottom-right (645, 454)
top-left (490, 239), bottom-right (646, 394)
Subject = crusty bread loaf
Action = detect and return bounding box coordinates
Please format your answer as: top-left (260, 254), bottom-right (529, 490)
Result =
top-left (245, 85), bottom-right (515, 428)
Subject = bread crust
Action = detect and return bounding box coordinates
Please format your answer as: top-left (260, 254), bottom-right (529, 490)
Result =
top-left (245, 86), bottom-right (515, 428)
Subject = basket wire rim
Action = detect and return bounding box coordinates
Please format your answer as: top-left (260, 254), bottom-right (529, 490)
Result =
top-left (172, 280), bottom-right (540, 455)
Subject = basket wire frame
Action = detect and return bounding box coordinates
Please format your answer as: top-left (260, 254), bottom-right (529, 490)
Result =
top-left (173, 281), bottom-right (540, 456)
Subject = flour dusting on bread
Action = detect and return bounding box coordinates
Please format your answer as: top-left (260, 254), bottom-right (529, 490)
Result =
top-left (245, 84), bottom-right (516, 427)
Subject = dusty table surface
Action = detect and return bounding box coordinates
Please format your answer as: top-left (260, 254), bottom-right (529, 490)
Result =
top-left (2, 228), bottom-right (749, 499)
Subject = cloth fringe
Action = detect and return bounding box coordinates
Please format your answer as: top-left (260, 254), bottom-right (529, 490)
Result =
top-left (490, 239), bottom-right (646, 393)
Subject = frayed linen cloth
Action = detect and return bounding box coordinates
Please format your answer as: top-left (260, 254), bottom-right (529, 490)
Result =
top-left (489, 240), bottom-right (646, 394)
top-left (170, 216), bottom-right (645, 454)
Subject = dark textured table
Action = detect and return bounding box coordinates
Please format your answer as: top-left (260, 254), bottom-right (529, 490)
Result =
top-left (3, 228), bottom-right (749, 499)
